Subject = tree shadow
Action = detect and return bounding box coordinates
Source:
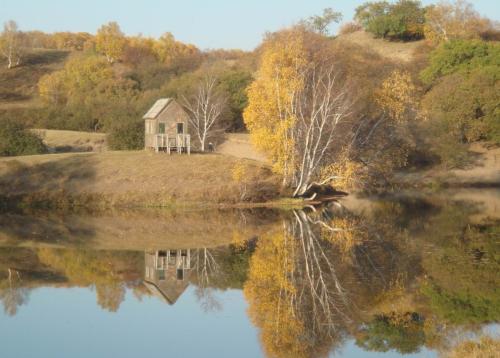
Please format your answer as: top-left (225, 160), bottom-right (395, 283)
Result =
top-left (0, 154), bottom-right (97, 198)
top-left (23, 50), bottom-right (70, 66)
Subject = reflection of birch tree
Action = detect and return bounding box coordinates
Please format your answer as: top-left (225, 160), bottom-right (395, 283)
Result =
top-left (193, 248), bottom-right (221, 311)
top-left (244, 209), bottom-right (360, 358)
top-left (291, 210), bottom-right (352, 331)
top-left (0, 268), bottom-right (30, 316)
top-left (243, 202), bottom-right (422, 358)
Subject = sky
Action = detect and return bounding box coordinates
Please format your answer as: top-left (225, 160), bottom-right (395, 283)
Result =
top-left (0, 0), bottom-right (499, 50)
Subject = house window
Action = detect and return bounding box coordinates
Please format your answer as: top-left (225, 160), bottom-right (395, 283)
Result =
top-left (177, 268), bottom-right (184, 280)
top-left (146, 121), bottom-right (155, 134)
top-left (158, 270), bottom-right (165, 281)
top-left (177, 123), bottom-right (184, 134)
top-left (159, 123), bottom-right (166, 134)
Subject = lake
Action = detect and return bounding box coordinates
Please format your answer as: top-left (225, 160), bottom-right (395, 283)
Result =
top-left (0, 189), bottom-right (499, 358)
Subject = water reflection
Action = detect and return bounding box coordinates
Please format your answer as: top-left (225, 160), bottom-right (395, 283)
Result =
top-left (0, 191), bottom-right (498, 357)
top-left (144, 250), bottom-right (193, 305)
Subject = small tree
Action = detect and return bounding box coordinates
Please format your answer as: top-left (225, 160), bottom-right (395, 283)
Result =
top-left (424, 0), bottom-right (493, 44)
top-left (0, 20), bottom-right (24, 69)
top-left (183, 75), bottom-right (225, 152)
top-left (301, 8), bottom-right (343, 35)
top-left (355, 1), bottom-right (425, 41)
top-left (95, 22), bottom-right (126, 63)
top-left (375, 70), bottom-right (416, 123)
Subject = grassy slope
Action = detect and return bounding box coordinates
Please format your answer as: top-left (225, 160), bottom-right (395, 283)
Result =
top-left (0, 151), bottom-right (279, 206)
top-left (0, 49), bottom-right (70, 110)
top-left (335, 30), bottom-right (423, 63)
top-left (33, 129), bottom-right (107, 152)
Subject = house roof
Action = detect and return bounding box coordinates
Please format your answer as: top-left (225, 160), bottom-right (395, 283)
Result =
top-left (143, 98), bottom-right (172, 119)
top-left (143, 278), bottom-right (190, 305)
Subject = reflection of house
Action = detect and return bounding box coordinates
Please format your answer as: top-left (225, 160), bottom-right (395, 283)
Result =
top-left (143, 250), bottom-right (192, 305)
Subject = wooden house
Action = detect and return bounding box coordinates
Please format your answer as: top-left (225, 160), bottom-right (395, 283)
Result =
top-left (143, 250), bottom-right (192, 305)
top-left (143, 98), bottom-right (191, 154)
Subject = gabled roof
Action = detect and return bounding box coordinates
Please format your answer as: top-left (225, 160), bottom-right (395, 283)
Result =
top-left (143, 278), bottom-right (190, 305)
top-left (143, 98), bottom-right (172, 119)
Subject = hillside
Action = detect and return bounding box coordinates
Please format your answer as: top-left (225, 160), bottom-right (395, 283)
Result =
top-left (335, 30), bottom-right (424, 62)
top-left (0, 151), bottom-right (279, 206)
top-left (0, 33), bottom-right (422, 112)
top-left (0, 49), bottom-right (70, 110)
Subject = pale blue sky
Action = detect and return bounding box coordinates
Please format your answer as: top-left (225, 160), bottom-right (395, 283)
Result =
top-left (0, 0), bottom-right (498, 50)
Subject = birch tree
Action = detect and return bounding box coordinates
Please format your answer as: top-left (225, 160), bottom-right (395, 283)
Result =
top-left (291, 64), bottom-right (352, 197)
top-left (0, 20), bottom-right (23, 69)
top-left (183, 75), bottom-right (225, 152)
top-left (96, 22), bottom-right (126, 63)
top-left (424, 0), bottom-right (492, 43)
top-left (244, 29), bottom-right (307, 186)
top-left (245, 30), bottom-right (353, 197)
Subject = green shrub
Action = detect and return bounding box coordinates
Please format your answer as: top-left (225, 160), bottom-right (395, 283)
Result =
top-left (420, 39), bottom-right (500, 84)
top-left (422, 66), bottom-right (500, 146)
top-left (356, 312), bottom-right (426, 354)
top-left (0, 118), bottom-right (47, 156)
top-left (106, 119), bottom-right (144, 150)
top-left (355, 0), bottom-right (425, 41)
top-left (422, 282), bottom-right (500, 324)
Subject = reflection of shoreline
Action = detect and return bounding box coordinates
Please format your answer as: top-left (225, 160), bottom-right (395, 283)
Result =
top-left (340, 189), bottom-right (500, 221)
top-left (0, 208), bottom-right (281, 250)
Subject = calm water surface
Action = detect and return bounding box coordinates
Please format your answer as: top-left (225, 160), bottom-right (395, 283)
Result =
top-left (0, 190), bottom-right (499, 358)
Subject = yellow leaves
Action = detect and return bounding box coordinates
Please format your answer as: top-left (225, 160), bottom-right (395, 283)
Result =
top-left (231, 161), bottom-right (248, 183)
top-left (39, 71), bottom-right (66, 105)
top-left (320, 159), bottom-right (365, 191)
top-left (232, 161), bottom-right (250, 200)
top-left (376, 70), bottom-right (416, 123)
top-left (321, 217), bottom-right (367, 261)
top-left (95, 22), bottom-right (126, 63)
top-left (38, 55), bottom-right (127, 106)
top-left (243, 229), bottom-right (305, 358)
top-left (244, 29), bottom-right (308, 180)
top-left (153, 32), bottom-right (201, 68)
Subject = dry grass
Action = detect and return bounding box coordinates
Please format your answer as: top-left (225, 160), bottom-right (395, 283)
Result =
top-left (0, 151), bottom-right (280, 206)
top-left (336, 30), bottom-right (424, 63)
top-left (217, 133), bottom-right (268, 163)
top-left (394, 144), bottom-right (500, 189)
top-left (32, 129), bottom-right (107, 152)
top-left (444, 336), bottom-right (500, 358)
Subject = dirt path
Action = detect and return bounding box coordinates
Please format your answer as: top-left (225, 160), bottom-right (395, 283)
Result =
top-left (216, 133), bottom-right (268, 163)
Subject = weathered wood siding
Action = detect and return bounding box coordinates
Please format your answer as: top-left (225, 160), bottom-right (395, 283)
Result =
top-left (144, 100), bottom-right (190, 149)
top-left (157, 101), bottom-right (189, 136)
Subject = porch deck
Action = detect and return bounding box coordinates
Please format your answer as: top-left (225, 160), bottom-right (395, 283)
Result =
top-left (148, 133), bottom-right (191, 155)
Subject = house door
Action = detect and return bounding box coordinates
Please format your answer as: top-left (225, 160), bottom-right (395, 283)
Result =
top-left (176, 123), bottom-right (184, 134)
